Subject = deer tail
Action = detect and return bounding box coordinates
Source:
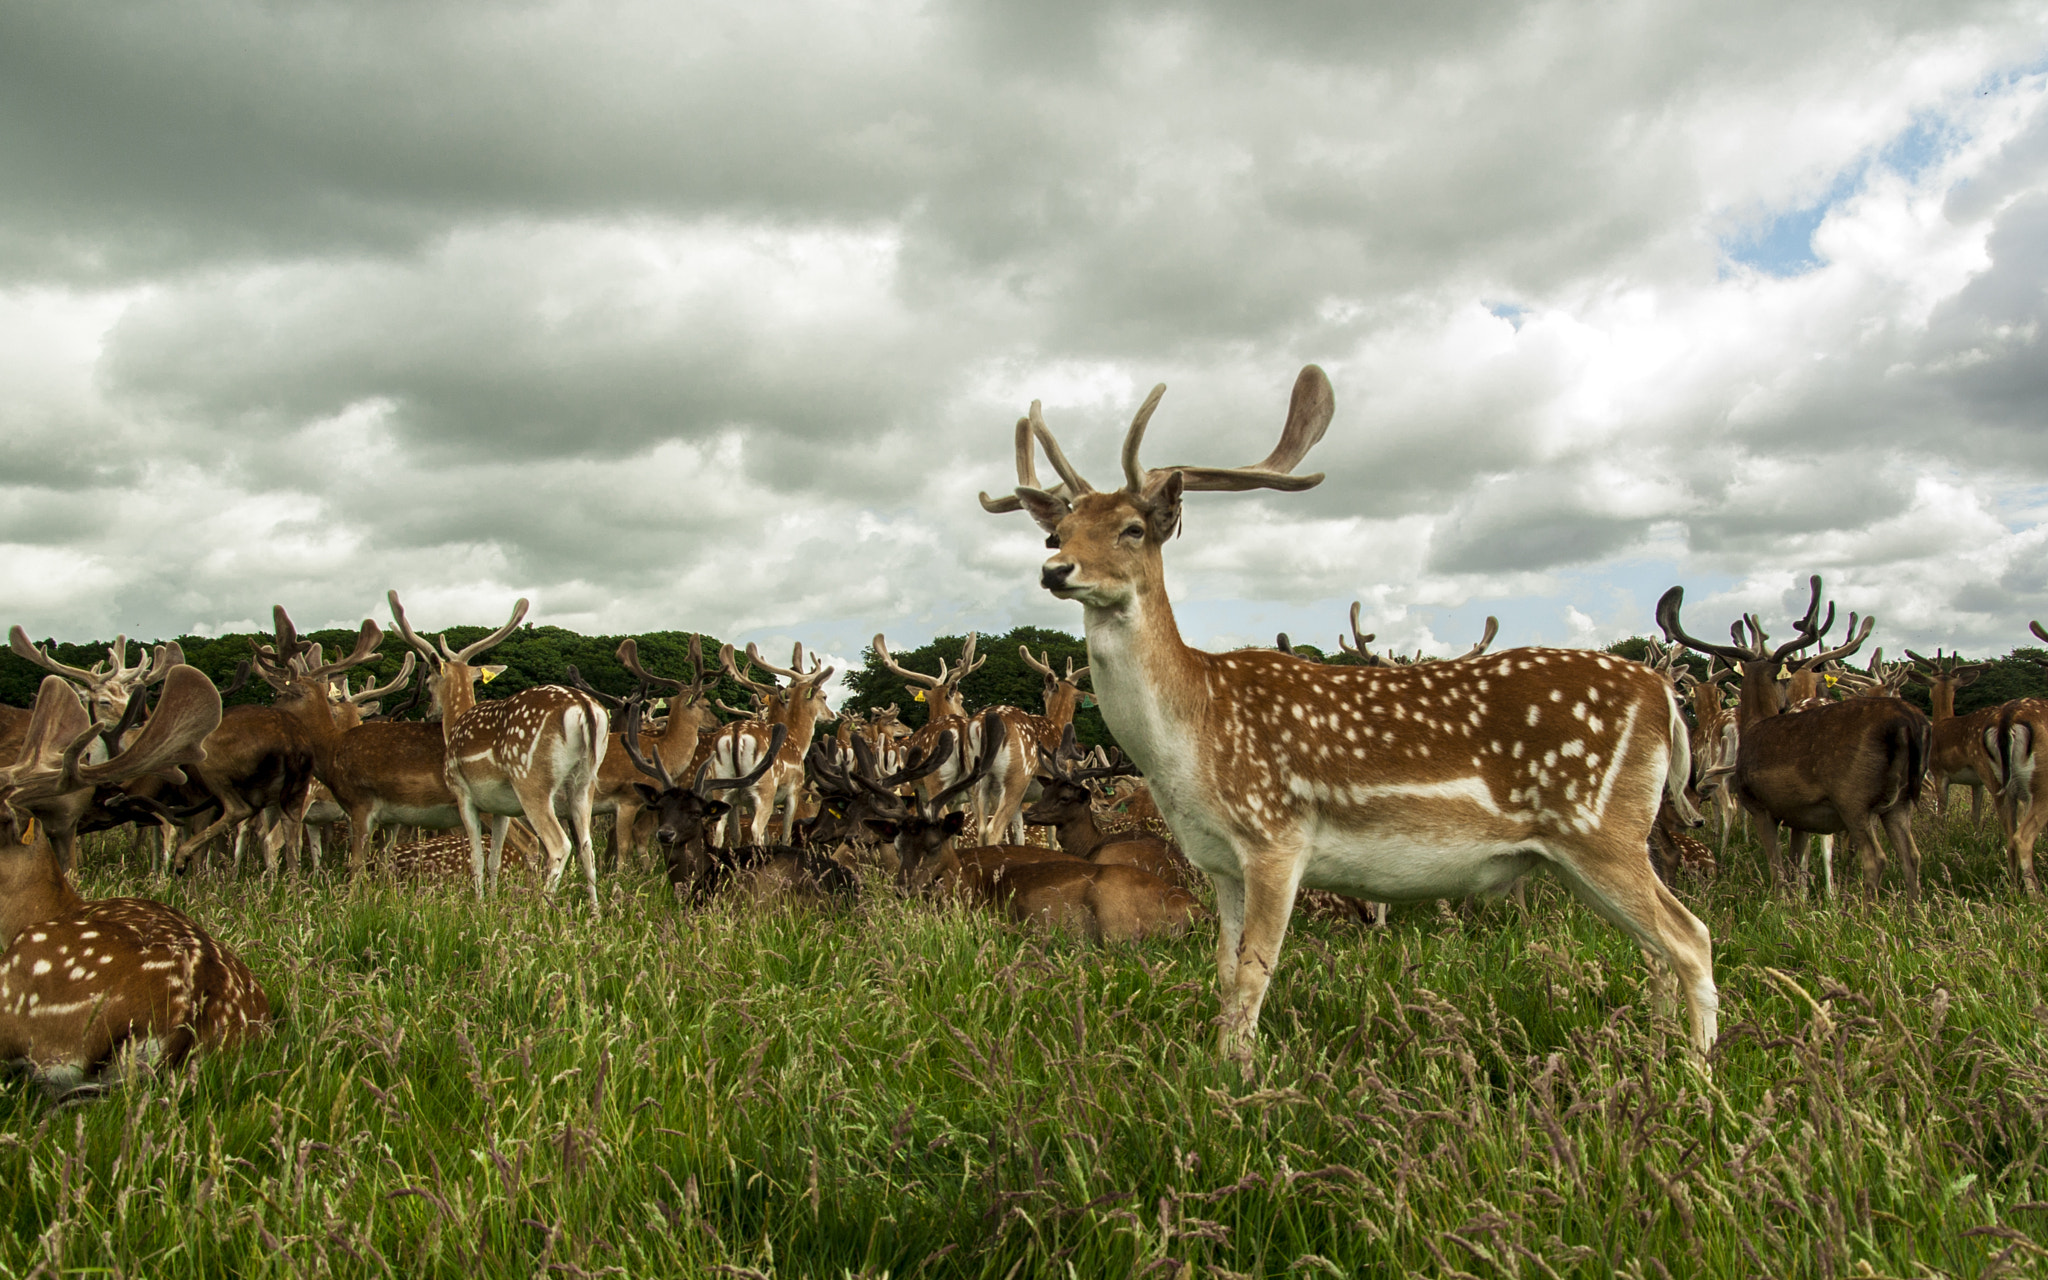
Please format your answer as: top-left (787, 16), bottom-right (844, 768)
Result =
top-left (1664, 685), bottom-right (1702, 826)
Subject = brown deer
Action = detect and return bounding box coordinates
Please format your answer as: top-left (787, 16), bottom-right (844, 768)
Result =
top-left (1905, 648), bottom-right (1998, 825)
top-left (583, 637), bottom-right (716, 866)
top-left (984, 366), bottom-right (1715, 1062)
top-left (1658, 576), bottom-right (1930, 901)
top-left (1022, 727), bottom-right (1196, 887)
top-left (857, 717), bottom-right (1200, 943)
top-left (1987, 621), bottom-right (2048, 897)
top-left (703, 642), bottom-right (837, 846)
top-left (379, 591), bottom-right (562, 896)
top-left (439, 608), bottom-right (610, 912)
top-left (6, 630), bottom-right (183, 870)
top-left (0, 666), bottom-right (270, 1097)
top-left (872, 631), bottom-right (992, 825)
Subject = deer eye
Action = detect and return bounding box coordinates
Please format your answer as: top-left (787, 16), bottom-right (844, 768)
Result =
top-left (1044, 535), bottom-right (1061, 549)
top-left (1120, 523), bottom-right (1144, 540)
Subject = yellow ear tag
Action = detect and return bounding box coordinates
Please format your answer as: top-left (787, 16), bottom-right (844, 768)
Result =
top-left (22, 817), bottom-right (37, 843)
top-left (480, 668), bottom-right (501, 684)
top-left (912, 690), bottom-right (926, 702)
top-left (1824, 674), bottom-right (1837, 687)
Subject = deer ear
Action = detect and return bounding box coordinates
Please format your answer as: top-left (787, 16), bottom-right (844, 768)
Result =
top-left (863, 819), bottom-right (900, 840)
top-left (703, 800), bottom-right (731, 819)
top-left (1957, 669), bottom-right (1982, 688)
top-left (1015, 487), bottom-right (1070, 536)
top-left (941, 811), bottom-right (969, 836)
top-left (1138, 470), bottom-right (1184, 541)
top-left (633, 783), bottom-right (662, 804)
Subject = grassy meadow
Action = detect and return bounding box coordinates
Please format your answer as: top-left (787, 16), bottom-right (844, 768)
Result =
top-left (2, 808), bottom-right (2047, 1279)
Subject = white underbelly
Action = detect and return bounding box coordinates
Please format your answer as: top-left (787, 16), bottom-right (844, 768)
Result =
top-left (374, 803), bottom-right (461, 829)
top-left (1299, 832), bottom-right (1541, 901)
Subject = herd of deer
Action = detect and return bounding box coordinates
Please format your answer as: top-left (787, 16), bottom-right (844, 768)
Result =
top-left (1, 362), bottom-right (2043, 1095)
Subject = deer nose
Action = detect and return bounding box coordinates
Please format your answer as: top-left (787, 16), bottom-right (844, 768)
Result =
top-left (1041, 563), bottom-right (1075, 592)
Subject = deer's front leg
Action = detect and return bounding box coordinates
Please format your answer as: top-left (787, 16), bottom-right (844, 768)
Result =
top-left (1215, 846), bottom-right (1305, 1068)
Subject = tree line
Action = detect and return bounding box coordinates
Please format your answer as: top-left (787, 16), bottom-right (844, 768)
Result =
top-left (8, 624), bottom-right (2042, 742)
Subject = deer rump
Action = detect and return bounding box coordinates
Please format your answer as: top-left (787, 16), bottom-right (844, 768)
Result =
top-left (1733, 698), bottom-right (1930, 832)
top-left (0, 898), bottom-right (270, 1086)
top-left (950, 849), bottom-right (1202, 943)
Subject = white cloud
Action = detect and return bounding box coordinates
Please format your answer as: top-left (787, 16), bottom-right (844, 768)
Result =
top-left (0, 1), bottom-right (2045, 663)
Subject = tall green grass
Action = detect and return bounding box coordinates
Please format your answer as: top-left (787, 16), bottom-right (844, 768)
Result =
top-left (3, 808), bottom-right (2046, 1278)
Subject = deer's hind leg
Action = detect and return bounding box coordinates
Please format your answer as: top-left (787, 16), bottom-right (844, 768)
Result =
top-left (1543, 830), bottom-right (1718, 1056)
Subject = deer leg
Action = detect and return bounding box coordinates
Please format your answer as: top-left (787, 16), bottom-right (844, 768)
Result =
top-left (1209, 873), bottom-right (1246, 1000)
top-left (1867, 810), bottom-right (1903, 902)
top-left (486, 814), bottom-right (512, 889)
top-left (458, 799), bottom-right (490, 899)
top-left (1748, 808), bottom-right (1787, 891)
top-left (1218, 851), bottom-right (1304, 1069)
top-left (1969, 783), bottom-right (1985, 829)
top-left (570, 784), bottom-right (600, 916)
top-left (516, 787), bottom-right (574, 896)
top-left (1545, 835), bottom-right (1719, 1056)
top-left (2006, 792), bottom-right (2043, 900)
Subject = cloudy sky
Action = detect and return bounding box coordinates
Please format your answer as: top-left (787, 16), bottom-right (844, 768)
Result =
top-left (4, 1), bottom-right (2047, 685)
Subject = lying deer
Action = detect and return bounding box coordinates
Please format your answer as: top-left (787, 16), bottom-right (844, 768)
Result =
top-left (619, 702), bottom-right (854, 906)
top-left (857, 715), bottom-right (1203, 944)
top-left (1022, 727), bottom-right (1196, 888)
top-left (0, 666), bottom-right (270, 1098)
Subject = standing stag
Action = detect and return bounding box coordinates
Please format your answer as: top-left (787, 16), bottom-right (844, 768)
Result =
top-left (983, 366), bottom-right (1717, 1062)
top-left (873, 632), bottom-right (991, 826)
top-left (426, 600), bottom-right (610, 912)
top-left (1907, 649), bottom-right (1998, 826)
top-left (706, 642), bottom-right (838, 846)
top-left (1657, 576), bottom-right (1930, 900)
top-left (323, 592), bottom-right (528, 878)
top-left (0, 666), bottom-right (270, 1096)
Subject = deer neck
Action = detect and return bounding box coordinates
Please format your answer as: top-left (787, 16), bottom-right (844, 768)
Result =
top-left (1930, 681), bottom-right (1957, 721)
top-left (656, 700), bottom-right (713, 770)
top-left (1043, 681), bottom-right (1080, 731)
top-left (276, 681), bottom-right (349, 771)
top-left (438, 662), bottom-right (480, 730)
top-left (1078, 561), bottom-right (1204, 779)
top-left (1051, 805), bottom-right (1105, 857)
top-left (0, 839), bottom-right (85, 948)
top-left (774, 688), bottom-right (826, 755)
top-left (1735, 662), bottom-right (1785, 728)
top-left (1785, 669), bottom-right (1822, 704)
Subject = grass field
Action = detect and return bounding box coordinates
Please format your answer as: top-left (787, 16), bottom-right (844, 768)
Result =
top-left (3, 809), bottom-right (2047, 1279)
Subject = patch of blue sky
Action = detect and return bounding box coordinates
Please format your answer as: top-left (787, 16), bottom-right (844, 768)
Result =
top-left (1723, 104), bottom-right (1978, 279)
top-left (1880, 115), bottom-right (1948, 183)
top-left (1721, 167), bottom-right (1861, 278)
top-left (1486, 301), bottom-right (1527, 331)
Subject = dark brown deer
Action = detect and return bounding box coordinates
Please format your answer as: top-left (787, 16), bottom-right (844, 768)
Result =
top-left (1906, 648), bottom-right (1998, 825)
top-left (6, 630), bottom-right (183, 871)
top-left (615, 701), bottom-right (850, 904)
top-left (1658, 576), bottom-right (1929, 901)
top-left (0, 666), bottom-right (270, 1097)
